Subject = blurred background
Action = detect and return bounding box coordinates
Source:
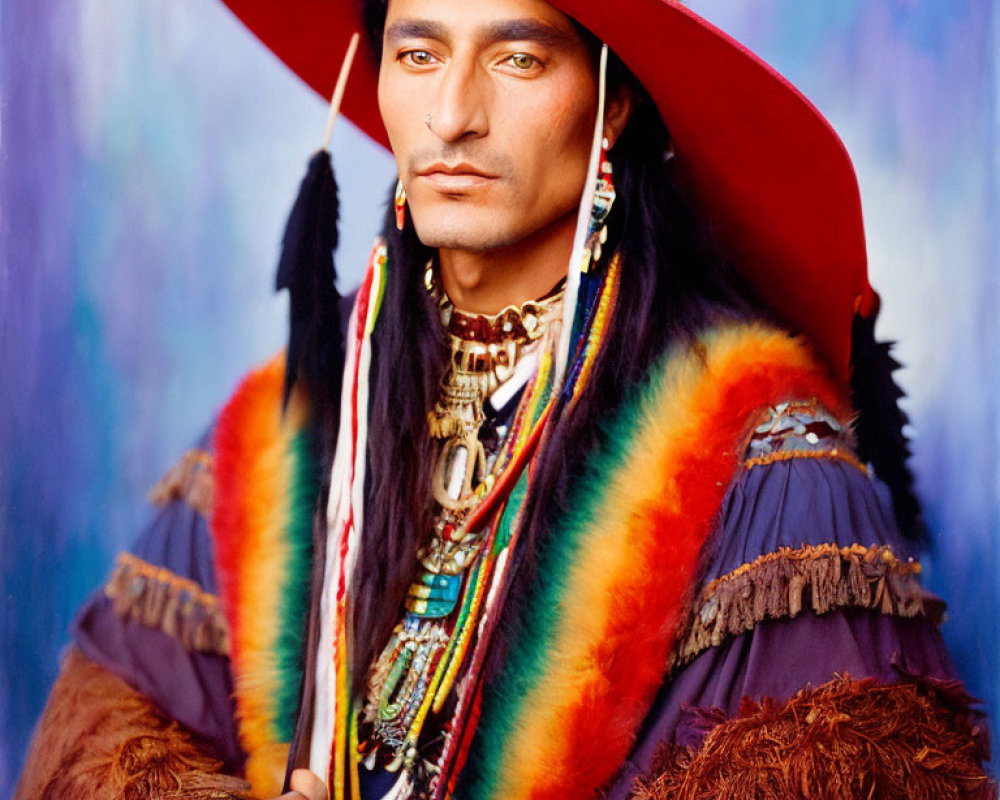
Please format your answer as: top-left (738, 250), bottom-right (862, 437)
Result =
top-left (1, 1), bottom-right (997, 794)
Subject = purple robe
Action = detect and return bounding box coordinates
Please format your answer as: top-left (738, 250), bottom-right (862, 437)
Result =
top-left (72, 433), bottom-right (960, 796)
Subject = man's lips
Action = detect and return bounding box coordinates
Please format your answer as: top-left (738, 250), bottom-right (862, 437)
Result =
top-left (416, 163), bottom-right (499, 192)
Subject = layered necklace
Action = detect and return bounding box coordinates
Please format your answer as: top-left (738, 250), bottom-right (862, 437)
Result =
top-left (427, 269), bottom-right (564, 514)
top-left (357, 269), bottom-right (563, 782)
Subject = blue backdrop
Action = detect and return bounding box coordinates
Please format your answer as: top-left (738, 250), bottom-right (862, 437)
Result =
top-left (1, 1), bottom-right (997, 794)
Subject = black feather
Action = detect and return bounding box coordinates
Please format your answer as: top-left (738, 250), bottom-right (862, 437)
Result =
top-left (850, 311), bottom-right (925, 542)
top-left (275, 149), bottom-right (344, 462)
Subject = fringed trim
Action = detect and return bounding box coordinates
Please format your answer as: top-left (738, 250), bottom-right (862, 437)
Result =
top-left (630, 674), bottom-right (995, 800)
top-left (669, 544), bottom-right (938, 671)
top-left (743, 447), bottom-right (867, 473)
top-left (148, 448), bottom-right (214, 517)
top-left (104, 553), bottom-right (230, 656)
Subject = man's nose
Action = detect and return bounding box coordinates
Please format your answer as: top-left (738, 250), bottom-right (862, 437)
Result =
top-left (428, 56), bottom-right (488, 142)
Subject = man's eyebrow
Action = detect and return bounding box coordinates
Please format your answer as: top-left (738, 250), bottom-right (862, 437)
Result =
top-left (384, 17), bottom-right (573, 48)
top-left (385, 19), bottom-right (449, 42)
top-left (478, 19), bottom-right (574, 47)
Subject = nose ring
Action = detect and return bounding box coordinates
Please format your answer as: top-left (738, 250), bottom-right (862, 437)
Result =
top-left (424, 113), bottom-right (432, 130)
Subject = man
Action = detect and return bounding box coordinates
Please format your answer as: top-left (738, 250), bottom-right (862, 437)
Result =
top-left (15, 0), bottom-right (992, 798)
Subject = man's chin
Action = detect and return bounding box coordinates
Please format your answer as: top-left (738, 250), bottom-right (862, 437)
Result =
top-left (412, 216), bottom-right (522, 254)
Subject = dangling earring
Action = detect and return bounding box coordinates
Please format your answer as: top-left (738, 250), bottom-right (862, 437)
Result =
top-left (395, 178), bottom-right (407, 231)
top-left (582, 137), bottom-right (616, 271)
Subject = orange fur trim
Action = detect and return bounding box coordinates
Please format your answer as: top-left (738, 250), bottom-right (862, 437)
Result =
top-left (494, 324), bottom-right (851, 800)
top-left (14, 648), bottom-right (251, 800)
top-left (631, 674), bottom-right (994, 800)
top-left (212, 353), bottom-right (312, 798)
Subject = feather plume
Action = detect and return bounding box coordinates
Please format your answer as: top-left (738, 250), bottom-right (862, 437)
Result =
top-left (275, 150), bottom-right (344, 449)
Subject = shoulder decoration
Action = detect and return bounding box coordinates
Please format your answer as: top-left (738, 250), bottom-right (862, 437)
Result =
top-left (668, 543), bottom-right (943, 673)
top-left (211, 353), bottom-right (318, 797)
top-left (630, 673), bottom-right (994, 800)
top-left (148, 448), bottom-right (215, 517)
top-left (743, 399), bottom-right (864, 472)
top-left (103, 551), bottom-right (230, 656)
top-left (457, 322), bottom-right (853, 800)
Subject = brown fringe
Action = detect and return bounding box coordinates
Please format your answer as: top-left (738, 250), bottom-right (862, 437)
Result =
top-left (105, 552), bottom-right (231, 656)
top-left (743, 447), bottom-right (867, 474)
top-left (668, 544), bottom-right (940, 672)
top-left (630, 674), bottom-right (995, 800)
top-left (149, 448), bottom-right (214, 517)
top-left (14, 648), bottom-right (254, 800)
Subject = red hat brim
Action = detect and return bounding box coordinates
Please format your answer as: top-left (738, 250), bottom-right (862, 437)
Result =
top-left (220, 0), bottom-right (877, 388)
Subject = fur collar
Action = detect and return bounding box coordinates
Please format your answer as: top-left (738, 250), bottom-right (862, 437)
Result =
top-left (209, 323), bottom-right (849, 799)
top-left (457, 322), bottom-right (849, 800)
top-left (211, 354), bottom-right (316, 797)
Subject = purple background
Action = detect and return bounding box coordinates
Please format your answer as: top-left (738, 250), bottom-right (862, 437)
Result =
top-left (1, 0), bottom-right (997, 794)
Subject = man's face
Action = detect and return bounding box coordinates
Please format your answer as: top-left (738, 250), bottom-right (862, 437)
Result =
top-left (378, 0), bottom-right (598, 253)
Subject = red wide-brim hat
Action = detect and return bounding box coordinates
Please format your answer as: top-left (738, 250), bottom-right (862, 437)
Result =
top-left (221, 0), bottom-right (878, 389)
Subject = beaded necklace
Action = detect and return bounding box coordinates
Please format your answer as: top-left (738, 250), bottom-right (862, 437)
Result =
top-left (332, 248), bottom-right (621, 800)
top-left (356, 273), bottom-right (565, 781)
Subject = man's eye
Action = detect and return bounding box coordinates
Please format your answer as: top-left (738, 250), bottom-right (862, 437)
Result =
top-left (403, 50), bottom-right (435, 66)
top-left (507, 53), bottom-right (538, 71)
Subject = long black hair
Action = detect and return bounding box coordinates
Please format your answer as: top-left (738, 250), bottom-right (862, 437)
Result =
top-left (346, 7), bottom-right (760, 686)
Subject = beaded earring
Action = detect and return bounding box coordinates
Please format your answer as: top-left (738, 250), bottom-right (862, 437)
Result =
top-left (581, 137), bottom-right (616, 271)
top-left (394, 178), bottom-right (407, 231)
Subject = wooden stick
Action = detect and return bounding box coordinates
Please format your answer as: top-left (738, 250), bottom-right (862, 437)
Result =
top-left (322, 32), bottom-right (360, 151)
